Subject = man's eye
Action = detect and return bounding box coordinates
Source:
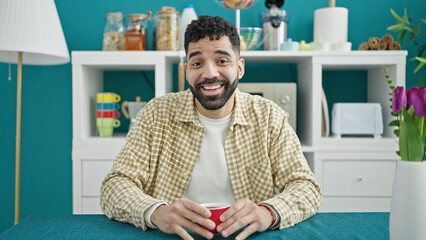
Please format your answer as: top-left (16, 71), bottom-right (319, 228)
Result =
top-left (218, 59), bottom-right (228, 64)
top-left (191, 62), bottom-right (201, 66)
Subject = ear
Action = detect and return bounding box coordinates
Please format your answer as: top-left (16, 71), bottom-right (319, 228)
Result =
top-left (185, 63), bottom-right (188, 80)
top-left (237, 58), bottom-right (245, 79)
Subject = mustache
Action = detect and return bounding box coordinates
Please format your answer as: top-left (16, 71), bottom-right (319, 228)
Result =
top-left (195, 78), bottom-right (228, 88)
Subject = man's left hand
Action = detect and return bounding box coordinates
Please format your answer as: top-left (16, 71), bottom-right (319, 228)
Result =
top-left (216, 198), bottom-right (274, 240)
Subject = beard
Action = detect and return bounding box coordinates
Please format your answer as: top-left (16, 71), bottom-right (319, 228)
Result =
top-left (189, 75), bottom-right (239, 110)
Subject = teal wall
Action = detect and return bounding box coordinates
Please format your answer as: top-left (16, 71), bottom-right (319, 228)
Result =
top-left (0, 0), bottom-right (424, 233)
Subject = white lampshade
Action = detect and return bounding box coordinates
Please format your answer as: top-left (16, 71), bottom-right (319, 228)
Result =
top-left (0, 0), bottom-right (70, 65)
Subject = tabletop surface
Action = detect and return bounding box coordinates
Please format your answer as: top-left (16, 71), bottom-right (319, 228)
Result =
top-left (0, 212), bottom-right (389, 240)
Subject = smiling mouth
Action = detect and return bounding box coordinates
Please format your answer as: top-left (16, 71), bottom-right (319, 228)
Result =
top-left (202, 84), bottom-right (223, 90)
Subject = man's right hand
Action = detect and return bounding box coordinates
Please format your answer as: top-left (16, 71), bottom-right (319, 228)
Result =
top-left (151, 198), bottom-right (216, 240)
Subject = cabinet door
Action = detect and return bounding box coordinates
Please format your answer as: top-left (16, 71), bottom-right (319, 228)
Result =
top-left (323, 160), bottom-right (396, 197)
top-left (82, 160), bottom-right (114, 197)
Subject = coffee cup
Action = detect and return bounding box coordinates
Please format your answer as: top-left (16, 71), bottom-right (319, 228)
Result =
top-left (97, 102), bottom-right (120, 111)
top-left (96, 118), bottom-right (120, 137)
top-left (97, 92), bottom-right (121, 103)
top-left (200, 203), bottom-right (230, 234)
top-left (97, 110), bottom-right (120, 119)
top-left (96, 118), bottom-right (121, 128)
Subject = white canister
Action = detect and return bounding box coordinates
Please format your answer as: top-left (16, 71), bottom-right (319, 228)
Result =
top-left (179, 4), bottom-right (197, 51)
top-left (314, 7), bottom-right (348, 44)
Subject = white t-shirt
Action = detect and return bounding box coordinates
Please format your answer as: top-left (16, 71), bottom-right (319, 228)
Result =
top-left (183, 111), bottom-right (235, 204)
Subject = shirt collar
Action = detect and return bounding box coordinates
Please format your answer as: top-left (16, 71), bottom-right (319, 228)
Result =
top-left (174, 88), bottom-right (250, 127)
top-left (232, 89), bottom-right (250, 126)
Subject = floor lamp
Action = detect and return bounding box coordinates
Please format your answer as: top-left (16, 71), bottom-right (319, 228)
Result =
top-left (0, 0), bottom-right (70, 224)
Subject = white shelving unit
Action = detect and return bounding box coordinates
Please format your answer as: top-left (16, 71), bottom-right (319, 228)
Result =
top-left (72, 50), bottom-right (406, 214)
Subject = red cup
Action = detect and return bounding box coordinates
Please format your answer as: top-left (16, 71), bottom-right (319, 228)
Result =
top-left (97, 110), bottom-right (120, 119)
top-left (200, 203), bottom-right (230, 234)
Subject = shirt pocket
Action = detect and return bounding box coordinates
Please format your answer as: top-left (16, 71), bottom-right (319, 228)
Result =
top-left (246, 161), bottom-right (275, 203)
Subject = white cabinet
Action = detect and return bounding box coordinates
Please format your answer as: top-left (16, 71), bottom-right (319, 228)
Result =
top-left (72, 50), bottom-right (406, 214)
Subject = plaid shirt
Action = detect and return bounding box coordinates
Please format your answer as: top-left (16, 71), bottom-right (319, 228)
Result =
top-left (100, 89), bottom-right (322, 230)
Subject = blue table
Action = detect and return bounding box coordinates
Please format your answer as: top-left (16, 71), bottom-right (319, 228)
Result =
top-left (0, 213), bottom-right (389, 239)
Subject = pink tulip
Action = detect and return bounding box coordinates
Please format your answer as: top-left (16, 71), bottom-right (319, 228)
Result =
top-left (406, 86), bottom-right (426, 116)
top-left (392, 86), bottom-right (407, 114)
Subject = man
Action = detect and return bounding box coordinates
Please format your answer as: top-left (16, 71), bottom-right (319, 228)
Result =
top-left (100, 16), bottom-right (322, 240)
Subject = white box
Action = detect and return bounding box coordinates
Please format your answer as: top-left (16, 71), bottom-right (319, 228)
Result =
top-left (332, 103), bottom-right (383, 138)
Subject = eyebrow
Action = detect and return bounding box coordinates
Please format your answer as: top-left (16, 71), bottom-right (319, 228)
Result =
top-left (188, 51), bottom-right (201, 60)
top-left (215, 50), bottom-right (231, 57)
top-left (188, 50), bottom-right (232, 60)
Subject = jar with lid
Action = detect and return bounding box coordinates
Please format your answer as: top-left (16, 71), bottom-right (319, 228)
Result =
top-left (103, 12), bottom-right (125, 51)
top-left (124, 12), bottom-right (151, 51)
top-left (153, 7), bottom-right (179, 51)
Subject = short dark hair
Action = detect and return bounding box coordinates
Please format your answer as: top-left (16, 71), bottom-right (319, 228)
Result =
top-left (184, 15), bottom-right (240, 56)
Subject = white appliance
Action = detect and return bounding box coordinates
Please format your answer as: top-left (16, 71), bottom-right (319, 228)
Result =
top-left (238, 82), bottom-right (297, 129)
top-left (331, 103), bottom-right (383, 138)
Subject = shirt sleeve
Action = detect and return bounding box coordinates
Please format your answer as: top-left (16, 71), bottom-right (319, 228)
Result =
top-left (100, 101), bottom-right (163, 230)
top-left (259, 114), bottom-right (323, 229)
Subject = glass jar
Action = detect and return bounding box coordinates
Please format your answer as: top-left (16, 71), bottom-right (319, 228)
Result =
top-left (124, 12), bottom-right (151, 51)
top-left (154, 7), bottom-right (179, 51)
top-left (103, 12), bottom-right (125, 51)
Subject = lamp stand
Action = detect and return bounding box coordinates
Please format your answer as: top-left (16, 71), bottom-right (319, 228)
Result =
top-left (14, 51), bottom-right (22, 225)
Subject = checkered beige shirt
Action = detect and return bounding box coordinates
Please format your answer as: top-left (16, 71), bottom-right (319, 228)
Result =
top-left (100, 89), bottom-right (322, 230)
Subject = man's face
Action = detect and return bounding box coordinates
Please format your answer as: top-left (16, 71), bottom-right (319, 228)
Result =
top-left (185, 36), bottom-right (244, 111)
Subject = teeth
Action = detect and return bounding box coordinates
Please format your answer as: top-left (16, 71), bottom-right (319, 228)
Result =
top-left (203, 85), bottom-right (221, 90)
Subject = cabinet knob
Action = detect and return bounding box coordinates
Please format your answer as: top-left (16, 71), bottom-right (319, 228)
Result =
top-left (280, 95), bottom-right (291, 105)
top-left (356, 177), bottom-right (363, 181)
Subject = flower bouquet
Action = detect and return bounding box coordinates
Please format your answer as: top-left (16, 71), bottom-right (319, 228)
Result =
top-left (386, 72), bottom-right (426, 161)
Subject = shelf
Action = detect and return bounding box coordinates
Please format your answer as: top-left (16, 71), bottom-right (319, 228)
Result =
top-left (72, 50), bottom-right (407, 213)
top-left (72, 50), bottom-right (407, 65)
top-left (314, 137), bottom-right (398, 152)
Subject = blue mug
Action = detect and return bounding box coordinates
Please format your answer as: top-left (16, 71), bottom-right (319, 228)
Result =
top-left (97, 102), bottom-right (120, 110)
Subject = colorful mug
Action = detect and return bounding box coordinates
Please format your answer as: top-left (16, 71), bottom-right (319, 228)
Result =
top-left (97, 110), bottom-right (120, 119)
top-left (96, 118), bottom-right (120, 128)
top-left (96, 118), bottom-right (120, 137)
top-left (97, 92), bottom-right (121, 103)
top-left (97, 102), bottom-right (120, 111)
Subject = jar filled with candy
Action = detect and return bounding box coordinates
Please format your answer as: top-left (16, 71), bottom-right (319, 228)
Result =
top-left (153, 7), bottom-right (179, 51)
top-left (103, 12), bottom-right (125, 51)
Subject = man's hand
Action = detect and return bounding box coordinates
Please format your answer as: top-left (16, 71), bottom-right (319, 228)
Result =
top-left (151, 198), bottom-right (216, 240)
top-left (216, 198), bottom-right (273, 240)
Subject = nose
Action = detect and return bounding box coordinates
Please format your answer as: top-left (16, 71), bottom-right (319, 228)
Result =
top-left (201, 61), bottom-right (220, 79)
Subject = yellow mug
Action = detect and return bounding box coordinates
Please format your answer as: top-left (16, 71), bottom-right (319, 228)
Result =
top-left (97, 92), bottom-right (121, 103)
